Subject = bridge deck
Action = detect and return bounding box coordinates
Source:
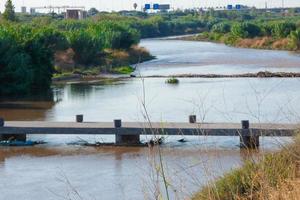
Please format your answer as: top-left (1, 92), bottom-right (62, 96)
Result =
top-left (0, 121), bottom-right (298, 136)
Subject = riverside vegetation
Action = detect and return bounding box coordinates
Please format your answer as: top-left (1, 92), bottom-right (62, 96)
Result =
top-left (2, 2), bottom-right (300, 96)
top-left (193, 133), bottom-right (300, 200)
top-left (184, 9), bottom-right (300, 51)
top-left (1, 3), bottom-right (300, 199)
top-left (0, 1), bottom-right (209, 96)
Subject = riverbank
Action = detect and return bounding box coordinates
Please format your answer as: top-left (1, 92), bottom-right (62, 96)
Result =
top-left (181, 33), bottom-right (297, 52)
top-left (53, 45), bottom-right (154, 83)
top-left (193, 133), bottom-right (300, 200)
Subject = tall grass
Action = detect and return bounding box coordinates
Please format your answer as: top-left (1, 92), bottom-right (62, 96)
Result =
top-left (192, 133), bottom-right (300, 200)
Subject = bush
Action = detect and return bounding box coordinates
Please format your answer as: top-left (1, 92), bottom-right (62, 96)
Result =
top-left (0, 26), bottom-right (68, 95)
top-left (289, 29), bottom-right (300, 50)
top-left (211, 22), bottom-right (231, 34)
top-left (166, 77), bottom-right (179, 84)
top-left (271, 22), bottom-right (296, 38)
top-left (67, 30), bottom-right (102, 65)
top-left (231, 22), bottom-right (261, 38)
top-left (112, 66), bottom-right (134, 74)
top-left (193, 135), bottom-right (300, 200)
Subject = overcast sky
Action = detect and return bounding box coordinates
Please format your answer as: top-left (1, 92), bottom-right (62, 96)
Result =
top-left (1, 0), bottom-right (300, 12)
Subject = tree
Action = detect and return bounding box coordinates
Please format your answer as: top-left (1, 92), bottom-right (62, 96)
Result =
top-left (289, 30), bottom-right (300, 50)
top-left (88, 8), bottom-right (99, 16)
top-left (25, 28), bottom-right (69, 92)
top-left (68, 30), bottom-right (103, 65)
top-left (0, 28), bottom-right (32, 95)
top-left (211, 22), bottom-right (231, 34)
top-left (271, 22), bottom-right (296, 38)
top-left (231, 22), bottom-right (261, 38)
top-left (3, 0), bottom-right (16, 21)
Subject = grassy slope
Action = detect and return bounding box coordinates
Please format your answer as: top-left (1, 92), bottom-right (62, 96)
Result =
top-left (183, 33), bottom-right (294, 51)
top-left (193, 133), bottom-right (300, 200)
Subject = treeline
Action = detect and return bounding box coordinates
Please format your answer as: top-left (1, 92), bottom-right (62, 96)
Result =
top-left (193, 15), bottom-right (300, 50)
top-left (2, 8), bottom-right (300, 96)
top-left (0, 19), bottom-right (142, 95)
top-left (0, 26), bottom-right (68, 95)
top-left (0, 11), bottom-right (213, 96)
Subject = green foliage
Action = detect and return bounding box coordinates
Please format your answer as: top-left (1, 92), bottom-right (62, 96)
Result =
top-left (166, 77), bottom-right (179, 84)
top-left (1, 10), bottom-right (300, 96)
top-left (211, 22), bottom-right (231, 34)
top-left (25, 28), bottom-right (69, 92)
top-left (68, 30), bottom-right (102, 65)
top-left (91, 22), bottom-right (140, 49)
top-left (231, 22), bottom-right (261, 38)
top-left (112, 66), bottom-right (134, 74)
top-left (271, 22), bottom-right (296, 38)
top-left (289, 29), bottom-right (300, 50)
top-left (193, 137), bottom-right (300, 200)
top-left (3, 0), bottom-right (16, 21)
top-left (0, 25), bottom-right (68, 95)
top-left (88, 8), bottom-right (99, 16)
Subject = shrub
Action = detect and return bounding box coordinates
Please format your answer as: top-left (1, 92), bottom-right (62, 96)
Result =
top-left (112, 66), bottom-right (134, 74)
top-left (193, 135), bottom-right (300, 200)
top-left (211, 22), bottom-right (231, 34)
top-left (271, 22), bottom-right (296, 38)
top-left (289, 29), bottom-right (300, 50)
top-left (166, 77), bottom-right (179, 84)
top-left (231, 22), bottom-right (261, 38)
top-left (67, 30), bottom-right (103, 65)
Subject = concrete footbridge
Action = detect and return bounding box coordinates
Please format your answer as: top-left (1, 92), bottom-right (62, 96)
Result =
top-left (0, 116), bottom-right (298, 148)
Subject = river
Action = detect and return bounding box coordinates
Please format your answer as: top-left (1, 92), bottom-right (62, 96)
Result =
top-left (0, 38), bottom-right (299, 200)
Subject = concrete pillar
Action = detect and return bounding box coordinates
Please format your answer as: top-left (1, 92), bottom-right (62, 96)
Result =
top-left (0, 118), bottom-right (4, 141)
top-left (1, 134), bottom-right (27, 142)
top-left (240, 120), bottom-right (259, 149)
top-left (114, 119), bottom-right (140, 145)
top-left (114, 119), bottom-right (122, 128)
top-left (189, 115), bottom-right (197, 123)
top-left (0, 118), bottom-right (26, 142)
top-left (76, 115), bottom-right (83, 123)
top-left (0, 118), bottom-right (4, 127)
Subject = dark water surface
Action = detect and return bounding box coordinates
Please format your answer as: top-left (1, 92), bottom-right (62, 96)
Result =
top-left (0, 39), bottom-right (299, 199)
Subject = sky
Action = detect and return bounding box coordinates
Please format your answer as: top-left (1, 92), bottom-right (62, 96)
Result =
top-left (1, 0), bottom-right (300, 12)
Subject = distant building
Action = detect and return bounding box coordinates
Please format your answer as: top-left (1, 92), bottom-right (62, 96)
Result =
top-left (21, 6), bottom-right (27, 13)
top-left (65, 9), bottom-right (87, 20)
top-left (30, 8), bottom-right (36, 14)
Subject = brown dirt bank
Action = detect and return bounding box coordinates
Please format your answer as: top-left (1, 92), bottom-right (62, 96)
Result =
top-left (180, 34), bottom-right (297, 52)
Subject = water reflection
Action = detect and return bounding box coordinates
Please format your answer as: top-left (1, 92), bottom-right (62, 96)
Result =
top-left (46, 78), bottom-right (300, 123)
top-left (69, 84), bottom-right (94, 99)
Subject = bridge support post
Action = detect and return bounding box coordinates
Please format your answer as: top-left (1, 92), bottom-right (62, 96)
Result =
top-left (0, 118), bottom-right (26, 141)
top-left (189, 115), bottom-right (197, 123)
top-left (114, 119), bottom-right (140, 145)
top-left (0, 118), bottom-right (4, 141)
top-left (76, 115), bottom-right (83, 123)
top-left (240, 120), bottom-right (259, 149)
